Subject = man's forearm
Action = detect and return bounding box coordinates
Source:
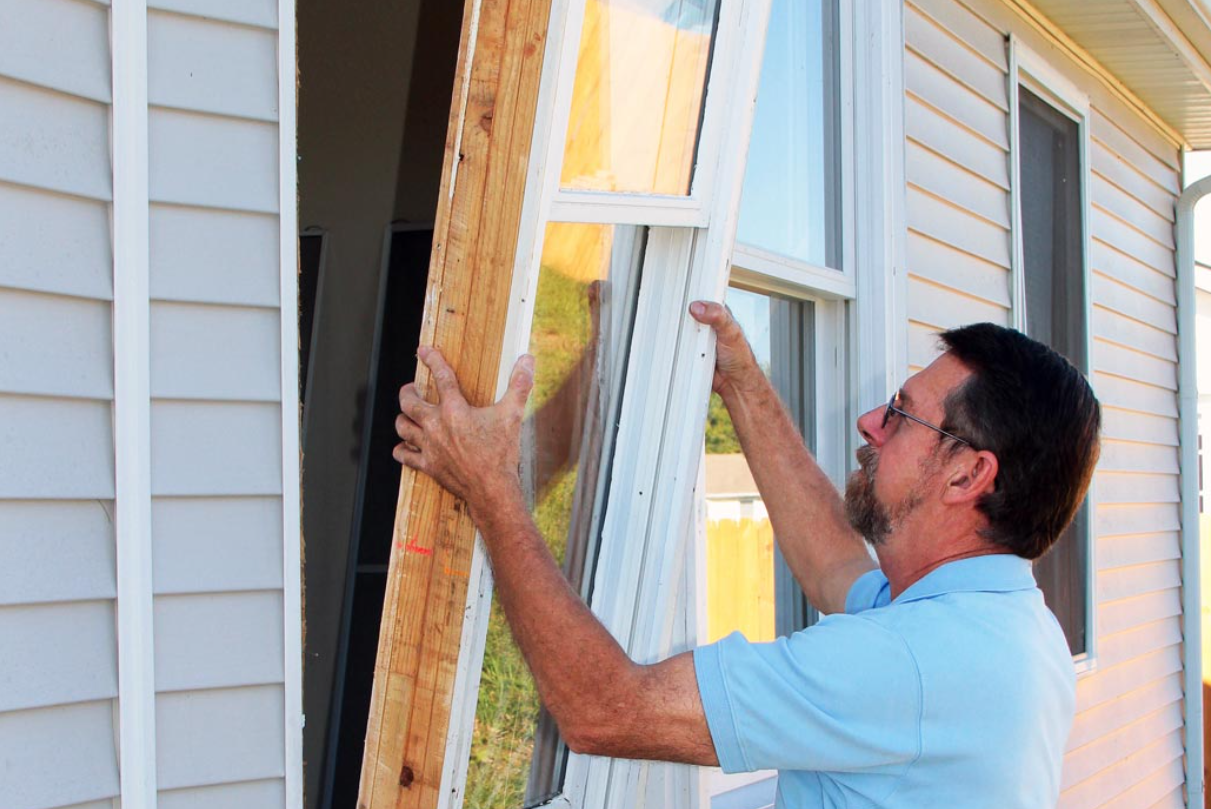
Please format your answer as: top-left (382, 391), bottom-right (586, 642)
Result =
top-left (719, 371), bottom-right (874, 613)
top-left (470, 490), bottom-right (637, 750)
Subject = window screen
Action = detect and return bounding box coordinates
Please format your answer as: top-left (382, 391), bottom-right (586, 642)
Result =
top-left (1018, 85), bottom-right (1089, 657)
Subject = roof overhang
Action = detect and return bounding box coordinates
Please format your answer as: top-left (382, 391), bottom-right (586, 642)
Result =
top-left (1021, 0), bottom-right (1211, 149)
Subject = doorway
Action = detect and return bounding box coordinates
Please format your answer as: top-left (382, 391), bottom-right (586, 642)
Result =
top-left (296, 1), bottom-right (464, 806)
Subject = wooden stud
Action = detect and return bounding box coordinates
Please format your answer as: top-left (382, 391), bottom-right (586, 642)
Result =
top-left (357, 0), bottom-right (554, 805)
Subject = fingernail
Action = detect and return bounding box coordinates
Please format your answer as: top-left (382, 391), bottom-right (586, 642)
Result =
top-left (418, 346), bottom-right (430, 358)
top-left (690, 302), bottom-right (705, 315)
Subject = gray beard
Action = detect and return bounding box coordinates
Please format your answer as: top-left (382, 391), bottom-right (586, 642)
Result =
top-left (844, 445), bottom-right (891, 545)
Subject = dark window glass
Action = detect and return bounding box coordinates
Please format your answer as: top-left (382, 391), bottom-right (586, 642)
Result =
top-left (1019, 86), bottom-right (1088, 656)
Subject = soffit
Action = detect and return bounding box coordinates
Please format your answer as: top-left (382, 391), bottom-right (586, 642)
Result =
top-left (1027, 0), bottom-right (1211, 148)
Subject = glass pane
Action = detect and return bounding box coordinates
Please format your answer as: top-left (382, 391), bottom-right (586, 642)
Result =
top-left (735, 0), bottom-right (839, 267)
top-left (1018, 86), bottom-right (1088, 657)
top-left (465, 222), bottom-right (644, 808)
top-left (702, 287), bottom-right (815, 644)
top-left (560, 0), bottom-right (720, 195)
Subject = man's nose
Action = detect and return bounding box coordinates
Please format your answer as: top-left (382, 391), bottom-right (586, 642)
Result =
top-left (856, 406), bottom-right (887, 447)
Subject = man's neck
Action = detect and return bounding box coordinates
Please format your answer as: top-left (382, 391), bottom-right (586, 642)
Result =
top-left (876, 519), bottom-right (1003, 600)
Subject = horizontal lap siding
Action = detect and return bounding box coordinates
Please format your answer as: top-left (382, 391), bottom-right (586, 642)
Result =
top-left (904, 0), bottom-right (1012, 374)
top-left (1075, 100), bottom-right (1183, 809)
top-left (146, 6), bottom-right (286, 804)
top-left (909, 2), bottom-right (1186, 806)
top-left (0, 0), bottom-right (119, 806)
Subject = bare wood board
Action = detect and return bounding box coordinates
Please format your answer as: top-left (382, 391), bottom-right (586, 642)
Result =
top-left (357, 0), bottom-right (554, 805)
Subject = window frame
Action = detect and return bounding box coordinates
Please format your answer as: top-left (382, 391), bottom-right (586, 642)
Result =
top-left (542, 0), bottom-right (745, 227)
top-left (1007, 35), bottom-right (1099, 676)
top-left (435, 0), bottom-right (907, 805)
top-left (436, 1), bottom-right (777, 807)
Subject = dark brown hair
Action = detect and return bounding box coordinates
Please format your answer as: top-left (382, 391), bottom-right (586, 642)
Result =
top-left (939, 323), bottom-right (1101, 559)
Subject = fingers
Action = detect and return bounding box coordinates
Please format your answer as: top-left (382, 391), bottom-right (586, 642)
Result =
top-left (500, 354), bottom-right (535, 412)
top-left (395, 412), bottom-right (424, 447)
top-left (399, 382), bottom-right (435, 423)
top-left (418, 346), bottom-right (464, 403)
top-left (392, 441), bottom-right (425, 470)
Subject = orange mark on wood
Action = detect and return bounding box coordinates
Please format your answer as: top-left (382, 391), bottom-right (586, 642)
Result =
top-left (443, 566), bottom-right (470, 579)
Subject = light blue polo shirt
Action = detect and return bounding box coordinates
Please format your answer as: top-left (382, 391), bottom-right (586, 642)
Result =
top-left (694, 554), bottom-right (1075, 808)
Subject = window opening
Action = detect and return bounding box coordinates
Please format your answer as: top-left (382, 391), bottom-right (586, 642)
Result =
top-left (735, 0), bottom-right (840, 268)
top-left (465, 223), bottom-right (646, 808)
top-left (559, 0), bottom-right (722, 195)
top-left (1017, 84), bottom-right (1089, 657)
top-left (701, 286), bottom-right (817, 645)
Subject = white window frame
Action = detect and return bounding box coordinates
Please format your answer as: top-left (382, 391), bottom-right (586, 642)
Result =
top-left (439, 2), bottom-right (775, 807)
top-left (543, 0), bottom-right (743, 227)
top-left (436, 0), bottom-right (906, 806)
top-left (1007, 36), bottom-right (1098, 676)
top-left (694, 281), bottom-right (847, 807)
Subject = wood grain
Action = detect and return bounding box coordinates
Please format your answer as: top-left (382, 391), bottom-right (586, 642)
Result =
top-left (357, 0), bottom-right (553, 805)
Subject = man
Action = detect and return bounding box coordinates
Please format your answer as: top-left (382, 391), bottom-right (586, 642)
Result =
top-left (393, 303), bottom-right (1101, 808)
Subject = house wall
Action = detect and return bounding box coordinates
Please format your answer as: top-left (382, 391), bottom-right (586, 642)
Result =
top-left (0, 0), bottom-right (120, 806)
top-left (0, 0), bottom-right (295, 806)
top-left (145, 2), bottom-right (289, 804)
top-left (905, 0), bottom-right (1186, 806)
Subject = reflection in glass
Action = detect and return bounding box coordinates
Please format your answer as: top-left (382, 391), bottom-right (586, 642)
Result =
top-left (560, 0), bottom-right (720, 195)
top-left (702, 287), bottom-right (815, 644)
top-left (465, 223), bottom-right (644, 809)
top-left (736, 0), bottom-right (839, 267)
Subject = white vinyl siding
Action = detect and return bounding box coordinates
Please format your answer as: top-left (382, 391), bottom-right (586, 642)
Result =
top-left (905, 0), bottom-right (1013, 373)
top-left (146, 5), bottom-right (287, 806)
top-left (905, 0), bottom-right (1186, 805)
top-left (0, 0), bottom-right (120, 805)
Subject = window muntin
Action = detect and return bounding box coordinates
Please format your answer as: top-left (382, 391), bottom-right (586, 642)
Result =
top-left (1015, 82), bottom-right (1090, 658)
top-left (559, 0), bottom-right (721, 196)
top-left (735, 0), bottom-right (840, 268)
top-left (701, 286), bottom-right (817, 644)
top-left (465, 222), bottom-right (645, 807)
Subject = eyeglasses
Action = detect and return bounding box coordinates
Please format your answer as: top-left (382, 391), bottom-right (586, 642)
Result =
top-left (882, 390), bottom-right (972, 448)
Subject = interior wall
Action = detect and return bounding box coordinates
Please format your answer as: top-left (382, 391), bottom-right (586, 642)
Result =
top-left (297, 1), bottom-right (422, 805)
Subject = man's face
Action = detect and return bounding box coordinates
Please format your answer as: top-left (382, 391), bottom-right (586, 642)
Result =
top-left (843, 354), bottom-right (973, 544)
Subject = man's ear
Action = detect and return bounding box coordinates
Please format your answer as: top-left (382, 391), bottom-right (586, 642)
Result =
top-left (941, 450), bottom-right (998, 505)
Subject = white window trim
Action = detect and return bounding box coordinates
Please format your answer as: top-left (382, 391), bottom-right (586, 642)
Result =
top-left (112, 0), bottom-right (158, 804)
top-left (278, 0), bottom-right (305, 801)
top-left (850, 0), bottom-right (907, 412)
top-left (1007, 35), bottom-right (1099, 677)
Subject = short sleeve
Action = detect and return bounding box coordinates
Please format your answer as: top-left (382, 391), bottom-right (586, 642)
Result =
top-left (693, 615), bottom-right (921, 775)
top-left (845, 568), bottom-right (891, 614)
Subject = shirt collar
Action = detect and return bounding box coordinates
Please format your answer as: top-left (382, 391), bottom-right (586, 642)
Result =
top-left (893, 554), bottom-right (1037, 604)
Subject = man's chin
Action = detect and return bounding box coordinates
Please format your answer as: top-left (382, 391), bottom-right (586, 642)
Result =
top-left (844, 466), bottom-right (892, 545)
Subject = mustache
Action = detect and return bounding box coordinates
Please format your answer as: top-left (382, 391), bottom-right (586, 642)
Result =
top-left (855, 445), bottom-right (878, 473)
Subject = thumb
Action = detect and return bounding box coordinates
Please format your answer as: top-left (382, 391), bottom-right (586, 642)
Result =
top-left (690, 301), bottom-right (744, 344)
top-left (502, 354), bottom-right (535, 411)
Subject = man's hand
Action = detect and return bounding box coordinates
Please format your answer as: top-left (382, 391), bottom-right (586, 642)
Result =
top-left (393, 346), bottom-right (534, 521)
top-left (689, 300), bottom-right (764, 400)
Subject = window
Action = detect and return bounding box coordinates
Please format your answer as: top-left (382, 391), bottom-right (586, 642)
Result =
top-left (697, 1), bottom-right (851, 804)
top-left (437, 0), bottom-right (905, 806)
top-left (735, 0), bottom-right (840, 268)
top-left (465, 224), bottom-right (645, 807)
top-left (1011, 43), bottom-right (1094, 664)
top-left (700, 287), bottom-right (817, 646)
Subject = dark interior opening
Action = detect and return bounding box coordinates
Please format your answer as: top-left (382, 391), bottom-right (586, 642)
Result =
top-left (296, 1), bottom-right (464, 806)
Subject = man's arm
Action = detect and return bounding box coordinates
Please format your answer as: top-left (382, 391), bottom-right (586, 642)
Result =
top-left (689, 302), bottom-right (876, 615)
top-left (394, 347), bottom-right (718, 765)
